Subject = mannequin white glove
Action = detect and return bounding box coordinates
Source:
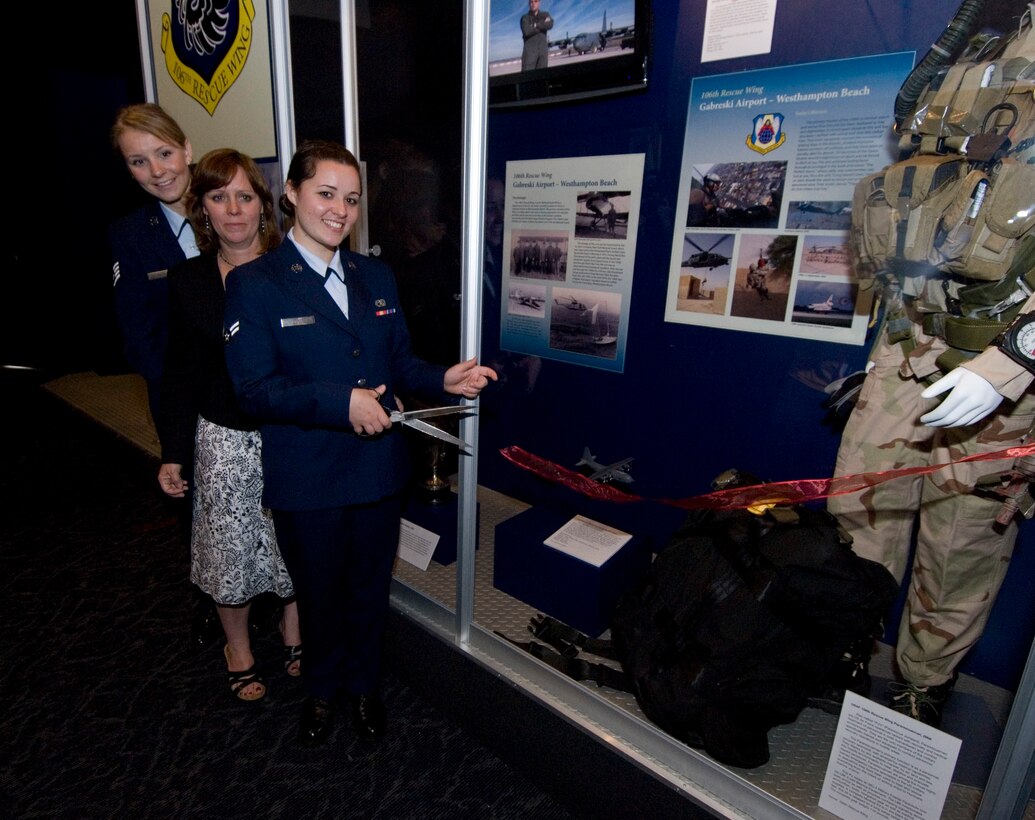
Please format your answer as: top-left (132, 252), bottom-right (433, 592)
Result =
top-left (920, 368), bottom-right (1004, 427)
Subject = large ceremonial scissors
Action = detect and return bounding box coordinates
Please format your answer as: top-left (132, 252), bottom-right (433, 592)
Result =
top-left (383, 404), bottom-right (475, 454)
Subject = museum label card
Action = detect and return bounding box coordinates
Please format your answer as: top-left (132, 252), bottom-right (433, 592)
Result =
top-left (820, 690), bottom-right (961, 820)
top-left (396, 518), bottom-right (440, 571)
top-left (701, 0), bottom-right (778, 63)
top-left (544, 515), bottom-right (632, 567)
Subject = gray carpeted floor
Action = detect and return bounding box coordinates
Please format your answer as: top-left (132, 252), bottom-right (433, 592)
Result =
top-left (0, 380), bottom-right (579, 820)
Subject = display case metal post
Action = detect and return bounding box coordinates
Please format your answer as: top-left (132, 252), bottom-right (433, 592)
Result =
top-left (455, 0), bottom-right (490, 645)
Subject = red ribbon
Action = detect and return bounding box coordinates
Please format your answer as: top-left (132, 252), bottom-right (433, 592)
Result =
top-left (499, 444), bottom-right (1034, 511)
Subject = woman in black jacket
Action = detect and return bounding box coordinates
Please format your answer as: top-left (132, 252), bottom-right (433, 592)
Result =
top-left (157, 149), bottom-right (300, 702)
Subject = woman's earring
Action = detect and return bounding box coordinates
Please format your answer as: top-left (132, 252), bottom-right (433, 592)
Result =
top-left (204, 212), bottom-right (210, 230)
top-left (260, 212), bottom-right (267, 234)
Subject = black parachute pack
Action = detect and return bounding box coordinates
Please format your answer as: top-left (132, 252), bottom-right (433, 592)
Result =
top-left (500, 500), bottom-right (898, 768)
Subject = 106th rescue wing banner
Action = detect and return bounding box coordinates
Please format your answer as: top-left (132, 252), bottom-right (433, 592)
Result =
top-left (142, 0), bottom-right (277, 160)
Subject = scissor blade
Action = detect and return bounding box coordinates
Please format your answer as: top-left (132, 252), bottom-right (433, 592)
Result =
top-left (402, 417), bottom-right (472, 454)
top-left (393, 405), bottom-right (476, 422)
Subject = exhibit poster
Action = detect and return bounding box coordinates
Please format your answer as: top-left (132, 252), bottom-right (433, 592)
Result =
top-left (500, 154), bottom-right (645, 372)
top-left (664, 51), bottom-right (916, 345)
top-left (142, 0), bottom-right (278, 160)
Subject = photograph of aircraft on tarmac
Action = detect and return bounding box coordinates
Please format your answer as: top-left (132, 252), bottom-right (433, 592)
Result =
top-left (488, 0), bottom-right (637, 77)
top-left (787, 200), bottom-right (853, 231)
top-left (574, 190), bottom-right (630, 238)
top-left (791, 280), bottom-right (857, 328)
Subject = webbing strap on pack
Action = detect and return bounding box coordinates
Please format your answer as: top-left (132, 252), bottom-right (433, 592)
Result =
top-left (494, 631), bottom-right (631, 691)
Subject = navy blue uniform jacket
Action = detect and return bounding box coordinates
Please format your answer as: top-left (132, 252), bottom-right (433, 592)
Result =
top-left (223, 241), bottom-right (448, 512)
top-left (108, 200), bottom-right (186, 383)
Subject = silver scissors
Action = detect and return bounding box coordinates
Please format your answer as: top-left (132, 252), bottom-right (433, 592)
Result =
top-left (385, 404), bottom-right (476, 453)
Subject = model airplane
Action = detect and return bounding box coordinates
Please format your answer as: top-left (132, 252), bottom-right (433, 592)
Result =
top-left (576, 447), bottom-right (634, 484)
top-left (683, 236), bottom-right (731, 269)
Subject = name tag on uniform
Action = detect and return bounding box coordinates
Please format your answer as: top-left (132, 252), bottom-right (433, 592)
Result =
top-left (280, 315), bottom-right (316, 328)
top-left (147, 269), bottom-right (168, 281)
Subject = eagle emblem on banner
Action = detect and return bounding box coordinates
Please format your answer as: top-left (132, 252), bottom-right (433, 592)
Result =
top-left (160, 0), bottom-right (255, 115)
top-left (746, 113), bottom-right (786, 155)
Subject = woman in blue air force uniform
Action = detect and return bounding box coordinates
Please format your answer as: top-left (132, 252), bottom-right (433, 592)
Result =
top-left (224, 139), bottom-right (495, 746)
top-left (108, 103), bottom-right (198, 422)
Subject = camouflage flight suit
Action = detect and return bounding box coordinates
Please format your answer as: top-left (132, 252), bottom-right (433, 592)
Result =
top-left (828, 282), bottom-right (1034, 688)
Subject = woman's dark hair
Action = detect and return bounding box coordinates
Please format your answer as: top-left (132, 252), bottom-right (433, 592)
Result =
top-left (280, 139), bottom-right (361, 217)
top-left (186, 148), bottom-right (282, 255)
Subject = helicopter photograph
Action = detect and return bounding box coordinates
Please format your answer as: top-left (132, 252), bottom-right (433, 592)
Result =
top-left (682, 232), bottom-right (733, 270)
top-left (549, 288), bottom-right (621, 360)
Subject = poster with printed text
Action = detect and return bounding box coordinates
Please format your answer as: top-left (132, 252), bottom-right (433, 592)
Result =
top-left (144, 0), bottom-right (278, 160)
top-left (501, 154), bottom-right (645, 372)
top-left (664, 51), bottom-right (915, 345)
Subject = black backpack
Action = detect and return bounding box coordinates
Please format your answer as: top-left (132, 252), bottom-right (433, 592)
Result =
top-left (500, 503), bottom-right (898, 768)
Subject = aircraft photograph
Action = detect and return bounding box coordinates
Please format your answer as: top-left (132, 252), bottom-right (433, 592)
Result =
top-left (575, 190), bottom-right (631, 238)
top-left (487, 0), bottom-right (637, 77)
top-left (508, 286), bottom-right (547, 316)
top-left (554, 294), bottom-right (589, 311)
top-left (799, 238), bottom-right (851, 276)
top-left (787, 200), bottom-right (853, 231)
top-left (791, 280), bottom-right (857, 328)
top-left (576, 446), bottom-right (634, 484)
top-left (549, 289), bottom-right (622, 361)
top-left (682, 233), bottom-right (733, 270)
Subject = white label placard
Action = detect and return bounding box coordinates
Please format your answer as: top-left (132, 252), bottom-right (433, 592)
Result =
top-left (396, 518), bottom-right (440, 571)
top-left (820, 690), bottom-right (961, 820)
top-left (544, 515), bottom-right (632, 567)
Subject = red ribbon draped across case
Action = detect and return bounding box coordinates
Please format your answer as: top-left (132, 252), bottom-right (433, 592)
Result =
top-left (499, 444), bottom-right (1035, 511)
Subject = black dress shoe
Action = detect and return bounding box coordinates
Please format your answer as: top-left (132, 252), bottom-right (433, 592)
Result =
top-left (298, 697), bottom-right (334, 746)
top-left (350, 693), bottom-right (386, 741)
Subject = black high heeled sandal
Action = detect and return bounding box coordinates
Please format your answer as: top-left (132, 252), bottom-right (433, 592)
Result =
top-left (225, 645), bottom-right (267, 702)
top-left (283, 644), bottom-right (302, 677)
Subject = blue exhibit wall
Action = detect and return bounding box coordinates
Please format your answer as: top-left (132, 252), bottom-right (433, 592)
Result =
top-left (478, 0), bottom-right (1034, 691)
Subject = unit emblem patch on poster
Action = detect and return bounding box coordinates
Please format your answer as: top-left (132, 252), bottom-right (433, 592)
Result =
top-left (160, 0), bottom-right (255, 115)
top-left (746, 113), bottom-right (786, 155)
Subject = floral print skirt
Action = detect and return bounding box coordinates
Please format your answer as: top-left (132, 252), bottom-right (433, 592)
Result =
top-left (190, 417), bottom-right (293, 605)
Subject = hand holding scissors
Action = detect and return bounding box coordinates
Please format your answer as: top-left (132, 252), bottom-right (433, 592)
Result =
top-left (352, 385), bottom-right (475, 452)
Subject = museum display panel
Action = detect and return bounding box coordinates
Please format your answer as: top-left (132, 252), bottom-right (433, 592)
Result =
top-left (290, 1), bottom-right (1035, 817)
